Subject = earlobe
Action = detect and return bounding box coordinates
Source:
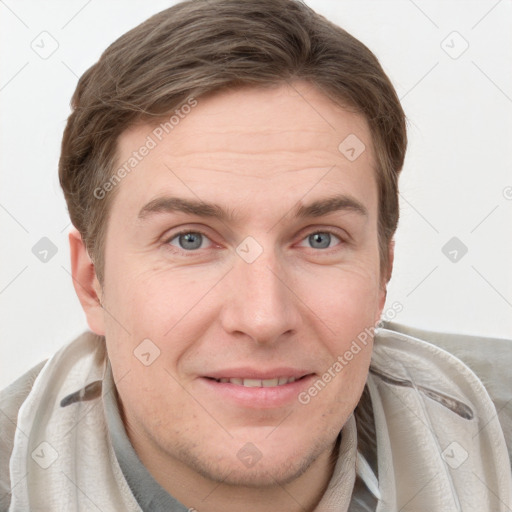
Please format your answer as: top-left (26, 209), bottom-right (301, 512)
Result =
top-left (69, 228), bottom-right (105, 335)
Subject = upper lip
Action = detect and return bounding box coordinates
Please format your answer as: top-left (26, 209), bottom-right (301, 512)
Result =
top-left (204, 368), bottom-right (313, 380)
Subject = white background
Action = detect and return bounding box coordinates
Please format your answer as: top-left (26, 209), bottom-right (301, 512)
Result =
top-left (1, 0), bottom-right (511, 389)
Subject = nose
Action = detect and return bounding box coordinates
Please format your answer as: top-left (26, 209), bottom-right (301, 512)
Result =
top-left (219, 248), bottom-right (302, 345)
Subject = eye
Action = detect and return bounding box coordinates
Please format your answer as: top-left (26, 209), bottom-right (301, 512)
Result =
top-left (300, 231), bottom-right (342, 250)
top-left (168, 231), bottom-right (211, 251)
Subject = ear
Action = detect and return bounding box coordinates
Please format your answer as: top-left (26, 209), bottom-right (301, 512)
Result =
top-left (69, 228), bottom-right (105, 335)
top-left (384, 239), bottom-right (395, 285)
top-left (376, 239), bottom-right (395, 323)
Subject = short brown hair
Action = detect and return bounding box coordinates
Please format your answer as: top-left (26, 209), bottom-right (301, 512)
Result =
top-left (59, 0), bottom-right (407, 285)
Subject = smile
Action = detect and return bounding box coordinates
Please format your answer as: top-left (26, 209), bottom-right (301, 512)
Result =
top-left (200, 373), bottom-right (314, 408)
top-left (211, 376), bottom-right (301, 387)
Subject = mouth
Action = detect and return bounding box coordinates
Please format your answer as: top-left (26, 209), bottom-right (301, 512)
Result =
top-left (206, 375), bottom-right (308, 387)
top-left (199, 372), bottom-right (315, 408)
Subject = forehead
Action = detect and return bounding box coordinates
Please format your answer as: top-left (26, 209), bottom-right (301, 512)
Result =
top-left (112, 81), bottom-right (376, 218)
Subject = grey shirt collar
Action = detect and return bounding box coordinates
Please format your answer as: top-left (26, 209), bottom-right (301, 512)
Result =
top-left (103, 363), bottom-right (189, 512)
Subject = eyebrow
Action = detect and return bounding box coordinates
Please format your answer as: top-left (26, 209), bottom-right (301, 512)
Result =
top-left (295, 195), bottom-right (367, 218)
top-left (137, 194), bottom-right (368, 222)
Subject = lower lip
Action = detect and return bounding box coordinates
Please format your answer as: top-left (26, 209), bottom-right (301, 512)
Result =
top-left (197, 375), bottom-right (315, 409)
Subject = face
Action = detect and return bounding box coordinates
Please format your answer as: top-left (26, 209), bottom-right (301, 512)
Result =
top-left (83, 81), bottom-right (387, 491)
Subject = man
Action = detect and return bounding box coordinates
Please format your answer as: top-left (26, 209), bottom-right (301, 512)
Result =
top-left (1, 0), bottom-right (511, 511)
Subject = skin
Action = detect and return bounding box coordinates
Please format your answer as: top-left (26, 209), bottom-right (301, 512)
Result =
top-left (71, 80), bottom-right (392, 512)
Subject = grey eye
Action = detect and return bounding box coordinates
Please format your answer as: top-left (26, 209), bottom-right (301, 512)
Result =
top-left (172, 232), bottom-right (204, 250)
top-left (308, 232), bottom-right (332, 249)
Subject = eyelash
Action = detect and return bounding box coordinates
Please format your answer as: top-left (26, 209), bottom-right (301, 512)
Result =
top-left (164, 228), bottom-right (347, 255)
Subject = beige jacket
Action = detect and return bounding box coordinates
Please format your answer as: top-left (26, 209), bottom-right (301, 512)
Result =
top-left (1, 323), bottom-right (511, 511)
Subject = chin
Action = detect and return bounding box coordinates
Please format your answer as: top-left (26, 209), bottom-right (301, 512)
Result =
top-left (180, 436), bottom-right (330, 488)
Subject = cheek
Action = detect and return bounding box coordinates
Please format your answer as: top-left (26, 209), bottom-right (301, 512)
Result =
top-left (304, 265), bottom-right (381, 335)
top-left (298, 266), bottom-right (378, 394)
top-left (105, 254), bottom-right (225, 319)
top-left (101, 264), bottom-right (223, 384)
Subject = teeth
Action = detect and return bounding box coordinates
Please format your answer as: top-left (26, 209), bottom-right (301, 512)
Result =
top-left (216, 376), bottom-right (299, 387)
top-left (243, 378), bottom-right (261, 388)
